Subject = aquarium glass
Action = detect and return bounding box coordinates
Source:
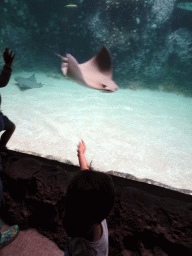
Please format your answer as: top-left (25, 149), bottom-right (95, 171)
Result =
top-left (0, 0), bottom-right (192, 193)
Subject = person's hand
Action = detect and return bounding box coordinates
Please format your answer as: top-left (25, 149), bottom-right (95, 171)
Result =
top-left (3, 48), bottom-right (15, 68)
top-left (77, 139), bottom-right (86, 157)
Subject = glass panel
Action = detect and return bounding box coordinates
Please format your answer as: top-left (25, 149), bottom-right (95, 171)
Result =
top-left (0, 0), bottom-right (191, 193)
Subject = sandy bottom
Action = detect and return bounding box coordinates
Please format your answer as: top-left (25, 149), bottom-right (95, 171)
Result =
top-left (1, 71), bottom-right (192, 191)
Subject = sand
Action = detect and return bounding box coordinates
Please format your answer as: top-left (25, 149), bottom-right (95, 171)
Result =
top-left (1, 71), bottom-right (192, 191)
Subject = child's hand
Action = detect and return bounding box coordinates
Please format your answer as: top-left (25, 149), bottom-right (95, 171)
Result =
top-left (77, 140), bottom-right (89, 170)
top-left (3, 48), bottom-right (15, 67)
top-left (77, 139), bottom-right (86, 157)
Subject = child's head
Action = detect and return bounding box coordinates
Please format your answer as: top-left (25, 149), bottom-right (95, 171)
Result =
top-left (63, 170), bottom-right (115, 237)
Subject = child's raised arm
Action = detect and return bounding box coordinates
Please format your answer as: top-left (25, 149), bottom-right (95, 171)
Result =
top-left (0, 48), bottom-right (15, 89)
top-left (77, 140), bottom-right (89, 171)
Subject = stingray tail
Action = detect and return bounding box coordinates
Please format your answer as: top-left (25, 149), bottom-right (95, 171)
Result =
top-left (49, 49), bottom-right (68, 62)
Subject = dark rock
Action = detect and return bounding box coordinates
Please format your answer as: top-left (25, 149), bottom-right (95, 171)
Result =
top-left (108, 187), bottom-right (192, 255)
top-left (5, 157), bottom-right (42, 180)
top-left (0, 150), bottom-right (191, 255)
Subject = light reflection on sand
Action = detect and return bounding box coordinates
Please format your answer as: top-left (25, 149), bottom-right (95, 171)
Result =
top-left (1, 72), bottom-right (192, 191)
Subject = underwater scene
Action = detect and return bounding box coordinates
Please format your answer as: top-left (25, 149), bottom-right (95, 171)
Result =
top-left (0, 0), bottom-right (192, 193)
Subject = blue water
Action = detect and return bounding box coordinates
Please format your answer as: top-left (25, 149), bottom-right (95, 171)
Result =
top-left (1, 71), bottom-right (192, 192)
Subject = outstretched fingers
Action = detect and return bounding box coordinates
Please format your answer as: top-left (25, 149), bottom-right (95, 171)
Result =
top-left (77, 139), bottom-right (86, 154)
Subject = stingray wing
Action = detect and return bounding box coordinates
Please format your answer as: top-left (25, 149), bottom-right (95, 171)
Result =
top-left (28, 74), bottom-right (36, 81)
top-left (62, 54), bottom-right (88, 87)
top-left (79, 46), bottom-right (113, 79)
top-left (78, 46), bottom-right (119, 91)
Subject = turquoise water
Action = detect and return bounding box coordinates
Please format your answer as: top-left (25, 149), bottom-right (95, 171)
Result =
top-left (1, 71), bottom-right (192, 191)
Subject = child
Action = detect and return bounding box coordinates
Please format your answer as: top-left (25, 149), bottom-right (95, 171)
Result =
top-left (63, 140), bottom-right (115, 256)
top-left (0, 47), bottom-right (19, 248)
top-left (0, 47), bottom-right (16, 152)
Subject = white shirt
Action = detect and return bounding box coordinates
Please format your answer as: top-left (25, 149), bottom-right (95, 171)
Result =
top-left (66, 219), bottom-right (108, 256)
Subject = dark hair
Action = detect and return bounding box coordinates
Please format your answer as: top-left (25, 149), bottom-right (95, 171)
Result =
top-left (63, 170), bottom-right (115, 237)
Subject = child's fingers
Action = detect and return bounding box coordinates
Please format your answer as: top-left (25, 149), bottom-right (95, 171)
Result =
top-left (77, 140), bottom-right (85, 153)
top-left (77, 140), bottom-right (82, 149)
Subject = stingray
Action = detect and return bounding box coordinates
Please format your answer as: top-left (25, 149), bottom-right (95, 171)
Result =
top-left (14, 74), bottom-right (43, 91)
top-left (54, 46), bottom-right (119, 92)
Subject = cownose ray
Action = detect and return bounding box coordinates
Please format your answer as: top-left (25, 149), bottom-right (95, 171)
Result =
top-left (14, 74), bottom-right (43, 91)
top-left (54, 46), bottom-right (119, 93)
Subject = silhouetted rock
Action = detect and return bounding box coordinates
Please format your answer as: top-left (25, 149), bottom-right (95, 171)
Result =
top-left (0, 150), bottom-right (191, 255)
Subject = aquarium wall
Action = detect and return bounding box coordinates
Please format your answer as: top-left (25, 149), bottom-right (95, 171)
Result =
top-left (0, 0), bottom-right (192, 193)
